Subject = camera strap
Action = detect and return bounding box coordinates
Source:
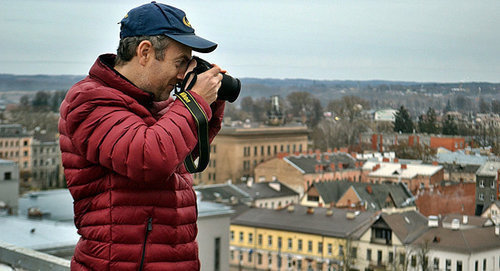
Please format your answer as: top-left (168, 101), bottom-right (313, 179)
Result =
top-left (175, 72), bottom-right (210, 173)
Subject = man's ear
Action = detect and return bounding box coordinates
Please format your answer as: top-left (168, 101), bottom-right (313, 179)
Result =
top-left (136, 40), bottom-right (154, 66)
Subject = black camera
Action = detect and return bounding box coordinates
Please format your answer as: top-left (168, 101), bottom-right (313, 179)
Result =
top-left (191, 56), bottom-right (241, 103)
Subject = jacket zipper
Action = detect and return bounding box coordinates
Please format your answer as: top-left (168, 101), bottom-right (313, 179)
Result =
top-left (138, 217), bottom-right (153, 271)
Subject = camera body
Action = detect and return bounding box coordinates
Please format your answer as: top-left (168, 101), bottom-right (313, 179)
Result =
top-left (191, 56), bottom-right (241, 103)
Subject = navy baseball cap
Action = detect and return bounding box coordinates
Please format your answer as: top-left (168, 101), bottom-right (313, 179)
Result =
top-left (119, 1), bottom-right (217, 53)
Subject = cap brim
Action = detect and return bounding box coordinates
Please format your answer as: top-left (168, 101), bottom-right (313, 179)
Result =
top-left (166, 33), bottom-right (217, 53)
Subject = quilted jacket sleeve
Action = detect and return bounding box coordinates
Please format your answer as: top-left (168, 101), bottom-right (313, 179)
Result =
top-left (60, 85), bottom-right (213, 183)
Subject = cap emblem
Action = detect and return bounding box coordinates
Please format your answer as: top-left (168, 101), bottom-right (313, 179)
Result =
top-left (182, 16), bottom-right (192, 28)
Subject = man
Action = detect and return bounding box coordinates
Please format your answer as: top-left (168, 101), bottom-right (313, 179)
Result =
top-left (59, 2), bottom-right (225, 270)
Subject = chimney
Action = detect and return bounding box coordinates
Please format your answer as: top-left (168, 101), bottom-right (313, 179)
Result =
top-left (246, 177), bottom-right (254, 188)
top-left (287, 205), bottom-right (295, 213)
top-left (316, 153), bottom-right (321, 162)
top-left (324, 155), bottom-right (330, 161)
top-left (307, 207), bottom-right (315, 214)
top-left (401, 164), bottom-right (407, 169)
top-left (308, 149), bottom-right (314, 155)
top-left (269, 180), bottom-right (281, 191)
top-left (432, 161), bottom-right (439, 166)
top-left (326, 208), bottom-right (333, 216)
top-left (366, 185), bottom-right (373, 194)
top-left (327, 148), bottom-right (332, 153)
top-left (330, 163), bottom-right (336, 172)
top-left (428, 216), bottom-right (439, 227)
top-left (394, 158), bottom-right (399, 163)
top-left (382, 157), bottom-right (390, 162)
top-left (338, 163), bottom-right (343, 170)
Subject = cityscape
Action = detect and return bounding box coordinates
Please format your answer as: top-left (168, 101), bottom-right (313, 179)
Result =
top-left (0, 75), bottom-right (499, 271)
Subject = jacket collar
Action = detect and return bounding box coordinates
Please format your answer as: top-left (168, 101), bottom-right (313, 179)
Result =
top-left (89, 54), bottom-right (154, 107)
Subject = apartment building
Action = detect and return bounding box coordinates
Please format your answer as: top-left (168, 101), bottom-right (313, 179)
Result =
top-left (230, 206), bottom-right (375, 271)
top-left (196, 123), bottom-right (308, 185)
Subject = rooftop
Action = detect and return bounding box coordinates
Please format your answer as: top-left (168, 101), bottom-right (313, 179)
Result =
top-left (285, 152), bottom-right (356, 174)
top-left (309, 180), bottom-right (414, 210)
top-left (476, 161), bottom-right (500, 177)
top-left (235, 180), bottom-right (299, 200)
top-left (363, 161), bottom-right (442, 179)
top-left (231, 205), bottom-right (376, 239)
top-left (375, 211), bottom-right (429, 244)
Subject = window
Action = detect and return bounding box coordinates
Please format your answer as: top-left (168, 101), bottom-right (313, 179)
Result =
top-left (411, 255), bottom-right (416, 267)
top-left (248, 233), bottom-right (253, 244)
top-left (491, 194), bottom-right (495, 201)
top-left (258, 234), bottom-right (262, 246)
top-left (248, 251), bottom-right (252, 263)
top-left (308, 241), bottom-right (313, 252)
top-left (230, 250), bottom-right (234, 260)
top-left (367, 249), bottom-right (372, 261)
top-left (230, 231), bottom-right (234, 241)
top-left (318, 242), bottom-right (323, 253)
top-left (491, 181), bottom-right (495, 189)
top-left (214, 237), bottom-right (220, 271)
top-left (483, 259), bottom-right (487, 271)
top-left (457, 260), bottom-right (463, 271)
top-left (479, 193), bottom-right (484, 201)
top-left (388, 252), bottom-right (394, 263)
top-left (307, 195), bottom-right (319, 202)
top-left (480, 180), bottom-right (484, 188)
top-left (377, 250), bottom-right (382, 264)
top-left (254, 146), bottom-right (257, 156)
top-left (298, 239), bottom-right (302, 251)
top-left (445, 259), bottom-right (451, 271)
top-left (327, 243), bottom-right (332, 255)
top-left (268, 236), bottom-right (272, 247)
top-left (4, 172), bottom-right (11, 180)
top-left (351, 247), bottom-right (357, 258)
top-left (475, 260), bottom-right (478, 271)
top-left (433, 258), bottom-right (439, 270)
top-left (267, 146), bottom-right (271, 155)
top-left (257, 253), bottom-right (262, 265)
top-left (278, 237), bottom-right (282, 249)
top-left (239, 232), bottom-right (244, 242)
top-left (23, 151), bottom-right (28, 157)
top-left (268, 253), bottom-right (272, 266)
top-left (338, 245), bottom-right (343, 257)
top-left (261, 146), bottom-right (264, 156)
top-left (297, 259), bottom-right (302, 269)
top-left (288, 238), bottom-right (292, 249)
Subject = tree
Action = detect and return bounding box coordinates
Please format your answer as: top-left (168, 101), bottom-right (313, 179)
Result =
top-left (32, 91), bottom-right (50, 107)
top-left (491, 100), bottom-right (500, 114)
top-left (441, 115), bottom-right (458, 135)
top-left (393, 106), bottom-right (414, 133)
top-left (418, 107), bottom-right (438, 134)
top-left (443, 99), bottom-right (452, 113)
top-left (286, 91), bottom-right (323, 128)
top-left (326, 95), bottom-right (370, 123)
top-left (478, 97), bottom-right (490, 113)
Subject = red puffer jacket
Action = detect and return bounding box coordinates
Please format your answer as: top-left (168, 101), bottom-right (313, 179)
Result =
top-left (59, 54), bottom-right (225, 271)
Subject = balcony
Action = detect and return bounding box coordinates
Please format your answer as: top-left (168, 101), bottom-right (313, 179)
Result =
top-left (0, 240), bottom-right (69, 271)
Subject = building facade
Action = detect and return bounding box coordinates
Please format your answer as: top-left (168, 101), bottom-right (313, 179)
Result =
top-left (0, 159), bottom-right (19, 214)
top-left (475, 162), bottom-right (500, 216)
top-left (230, 206), bottom-right (375, 271)
top-left (31, 136), bottom-right (63, 189)
top-left (196, 123), bottom-right (308, 185)
top-left (0, 124), bottom-right (32, 186)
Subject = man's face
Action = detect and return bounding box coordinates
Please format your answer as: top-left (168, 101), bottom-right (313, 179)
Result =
top-left (142, 40), bottom-right (192, 101)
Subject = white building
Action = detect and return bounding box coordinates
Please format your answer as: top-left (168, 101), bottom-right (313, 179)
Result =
top-left (408, 225), bottom-right (500, 271)
top-left (197, 200), bottom-right (234, 271)
top-left (0, 159), bottom-right (19, 214)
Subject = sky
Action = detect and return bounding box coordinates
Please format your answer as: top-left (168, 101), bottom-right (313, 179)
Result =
top-left (0, 0), bottom-right (499, 82)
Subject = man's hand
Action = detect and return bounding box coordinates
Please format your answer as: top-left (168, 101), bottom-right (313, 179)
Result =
top-left (184, 59), bottom-right (223, 105)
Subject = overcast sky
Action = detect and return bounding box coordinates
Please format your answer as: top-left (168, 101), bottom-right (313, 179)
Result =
top-left (1, 0), bottom-right (498, 82)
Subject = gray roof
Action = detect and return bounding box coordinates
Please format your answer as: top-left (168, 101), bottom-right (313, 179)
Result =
top-left (0, 216), bottom-right (78, 251)
top-left (476, 161), bottom-right (500, 177)
top-left (197, 201), bottom-right (234, 218)
top-left (442, 214), bottom-right (491, 227)
top-left (441, 163), bottom-right (480, 174)
top-left (235, 180), bottom-right (299, 199)
top-left (18, 189), bottom-right (74, 222)
top-left (379, 211), bottom-right (429, 244)
top-left (195, 183), bottom-right (252, 205)
top-left (310, 181), bottom-right (414, 210)
top-left (412, 226), bottom-right (500, 254)
top-left (231, 205), bottom-right (376, 239)
top-left (285, 153), bottom-right (356, 173)
top-left (435, 151), bottom-right (488, 166)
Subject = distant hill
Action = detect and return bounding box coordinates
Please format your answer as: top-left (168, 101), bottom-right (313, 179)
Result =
top-left (0, 74), bottom-right (85, 91)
